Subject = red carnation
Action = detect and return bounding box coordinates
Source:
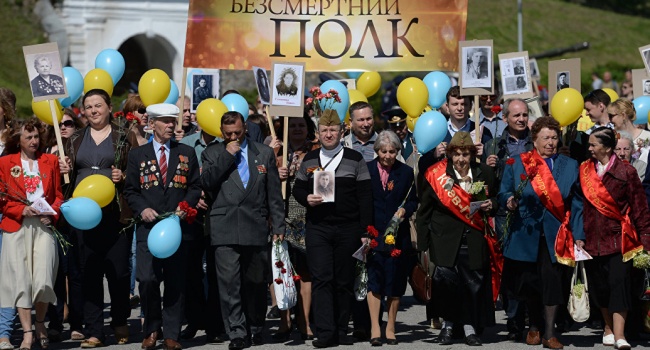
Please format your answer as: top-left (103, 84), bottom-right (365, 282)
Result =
top-left (281, 268), bottom-right (287, 274)
top-left (305, 97), bottom-right (313, 105)
top-left (491, 105), bottom-right (503, 114)
top-left (113, 111), bottom-right (124, 119)
top-left (390, 249), bottom-right (401, 258)
top-left (186, 208), bottom-right (198, 224)
top-left (367, 225), bottom-right (379, 238)
top-left (520, 174), bottom-right (528, 181)
top-left (292, 275), bottom-right (301, 281)
top-left (275, 261), bottom-right (284, 268)
top-left (274, 278), bottom-right (283, 285)
top-left (125, 112), bottom-right (141, 124)
top-left (506, 158), bottom-right (515, 165)
top-left (369, 239), bottom-right (378, 249)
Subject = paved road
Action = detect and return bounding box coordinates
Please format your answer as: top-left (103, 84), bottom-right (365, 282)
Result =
top-left (8, 283), bottom-right (649, 349)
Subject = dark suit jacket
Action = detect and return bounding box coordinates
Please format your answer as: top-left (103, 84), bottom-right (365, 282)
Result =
top-left (368, 159), bottom-right (417, 252)
top-left (416, 161), bottom-right (497, 270)
top-left (123, 141), bottom-right (202, 242)
top-left (201, 139), bottom-right (285, 246)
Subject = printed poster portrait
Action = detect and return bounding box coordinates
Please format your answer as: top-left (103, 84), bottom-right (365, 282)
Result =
top-left (191, 73), bottom-right (217, 112)
top-left (557, 72), bottom-right (570, 91)
top-left (501, 58), bottom-right (529, 95)
top-left (529, 58), bottom-right (540, 79)
top-left (644, 79), bottom-right (650, 96)
top-left (271, 63), bottom-right (304, 107)
top-left (253, 66), bottom-right (270, 105)
top-left (639, 44), bottom-right (650, 75)
top-left (23, 43), bottom-right (68, 102)
top-left (461, 46), bottom-right (491, 89)
top-left (314, 170), bottom-right (335, 203)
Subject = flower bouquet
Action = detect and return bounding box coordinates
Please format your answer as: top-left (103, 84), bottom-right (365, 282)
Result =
top-left (501, 158), bottom-right (538, 242)
top-left (272, 239), bottom-right (299, 309)
top-left (119, 200), bottom-right (197, 234)
top-left (306, 86), bottom-right (341, 117)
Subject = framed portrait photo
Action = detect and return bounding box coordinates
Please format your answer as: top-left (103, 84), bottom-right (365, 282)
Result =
top-left (313, 170), bottom-right (335, 203)
top-left (529, 58), bottom-right (540, 80)
top-left (269, 61), bottom-right (305, 117)
top-left (639, 44), bottom-right (650, 75)
top-left (252, 66), bottom-right (271, 106)
top-left (524, 96), bottom-right (544, 122)
top-left (498, 51), bottom-right (533, 100)
top-left (459, 40), bottom-right (494, 96)
top-left (548, 58), bottom-right (580, 102)
top-left (23, 42), bottom-right (68, 102)
top-left (190, 69), bottom-right (220, 113)
top-left (632, 68), bottom-right (650, 98)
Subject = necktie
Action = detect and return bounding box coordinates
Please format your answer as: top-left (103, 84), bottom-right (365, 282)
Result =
top-left (159, 145), bottom-right (167, 185)
top-left (237, 151), bottom-right (249, 188)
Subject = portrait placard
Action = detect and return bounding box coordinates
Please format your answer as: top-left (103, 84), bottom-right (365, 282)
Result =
top-left (314, 170), bottom-right (335, 203)
top-left (190, 70), bottom-right (220, 112)
top-left (548, 58), bottom-right (580, 103)
top-left (23, 42), bottom-right (68, 102)
top-left (529, 58), bottom-right (540, 80)
top-left (269, 61), bottom-right (305, 117)
top-left (639, 44), bottom-right (650, 75)
top-left (524, 96), bottom-right (544, 122)
top-left (632, 68), bottom-right (650, 98)
top-left (339, 79), bottom-right (356, 90)
top-left (498, 51), bottom-right (533, 100)
top-left (252, 66), bottom-right (271, 106)
top-left (459, 40), bottom-right (494, 96)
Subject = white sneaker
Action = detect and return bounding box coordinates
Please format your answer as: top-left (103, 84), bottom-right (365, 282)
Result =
top-left (602, 333), bottom-right (615, 346)
top-left (614, 339), bottom-right (631, 350)
top-left (0, 341), bottom-right (12, 350)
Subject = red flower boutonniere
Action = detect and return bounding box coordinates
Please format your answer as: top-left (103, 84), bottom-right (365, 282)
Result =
top-left (387, 180), bottom-right (394, 191)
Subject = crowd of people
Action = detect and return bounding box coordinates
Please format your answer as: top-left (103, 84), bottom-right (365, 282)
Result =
top-left (0, 71), bottom-right (649, 350)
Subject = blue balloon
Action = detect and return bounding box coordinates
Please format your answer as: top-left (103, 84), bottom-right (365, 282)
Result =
top-left (347, 71), bottom-right (362, 79)
top-left (147, 215), bottom-right (181, 259)
top-left (413, 111), bottom-right (447, 154)
top-left (633, 96), bottom-right (650, 125)
top-left (58, 67), bottom-right (84, 107)
top-left (164, 80), bottom-right (179, 104)
top-left (222, 93), bottom-right (250, 121)
top-left (319, 80), bottom-right (350, 122)
top-left (95, 49), bottom-right (125, 85)
top-left (423, 71), bottom-right (452, 109)
top-left (60, 197), bottom-right (102, 230)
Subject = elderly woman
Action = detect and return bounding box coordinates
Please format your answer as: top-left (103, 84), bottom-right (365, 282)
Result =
top-left (417, 131), bottom-right (496, 346)
top-left (608, 98), bottom-right (650, 163)
top-left (365, 130), bottom-right (417, 346)
top-left (30, 56), bottom-right (65, 98)
top-left (498, 116), bottom-right (584, 349)
top-left (579, 127), bottom-right (650, 350)
top-left (60, 89), bottom-right (137, 348)
top-left (0, 118), bottom-right (63, 350)
top-left (615, 131), bottom-right (646, 180)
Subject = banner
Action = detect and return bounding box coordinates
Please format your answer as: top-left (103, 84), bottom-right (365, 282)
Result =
top-left (184, 0), bottom-right (468, 72)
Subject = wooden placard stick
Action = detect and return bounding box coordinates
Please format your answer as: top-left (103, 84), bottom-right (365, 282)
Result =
top-left (281, 116), bottom-right (289, 199)
top-left (177, 67), bottom-right (188, 131)
top-left (49, 100), bottom-right (69, 184)
top-left (265, 105), bottom-right (277, 139)
top-left (473, 95), bottom-right (481, 143)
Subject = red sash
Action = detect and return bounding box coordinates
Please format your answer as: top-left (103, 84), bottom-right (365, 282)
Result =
top-left (520, 150), bottom-right (575, 266)
top-left (579, 159), bottom-right (644, 262)
top-left (424, 159), bottom-right (485, 232)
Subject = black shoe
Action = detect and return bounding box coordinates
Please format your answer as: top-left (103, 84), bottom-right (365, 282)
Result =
top-left (266, 306), bottom-right (280, 319)
top-left (352, 329), bottom-right (369, 341)
top-left (228, 337), bottom-right (246, 350)
top-left (271, 328), bottom-right (292, 343)
top-left (369, 338), bottom-right (382, 346)
top-left (507, 331), bottom-right (522, 341)
top-left (206, 333), bottom-right (227, 344)
top-left (300, 333), bottom-right (314, 341)
top-left (437, 328), bottom-right (453, 345)
top-left (465, 334), bottom-right (482, 346)
top-left (130, 295), bottom-right (140, 309)
top-left (251, 333), bottom-right (264, 346)
top-left (386, 338), bottom-right (398, 345)
top-left (312, 338), bottom-right (336, 348)
top-left (338, 334), bottom-right (355, 345)
top-left (180, 326), bottom-right (198, 340)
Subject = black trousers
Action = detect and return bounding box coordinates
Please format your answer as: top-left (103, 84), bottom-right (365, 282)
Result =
top-left (215, 245), bottom-right (268, 340)
top-left (137, 240), bottom-right (188, 341)
top-left (205, 245), bottom-right (226, 337)
top-left (306, 223), bottom-right (360, 342)
top-left (73, 213), bottom-right (131, 341)
top-left (183, 237), bottom-right (207, 330)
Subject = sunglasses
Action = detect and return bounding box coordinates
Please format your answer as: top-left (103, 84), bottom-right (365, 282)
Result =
top-left (60, 120), bottom-right (75, 128)
top-left (137, 107), bottom-right (147, 114)
top-left (480, 95), bottom-right (497, 101)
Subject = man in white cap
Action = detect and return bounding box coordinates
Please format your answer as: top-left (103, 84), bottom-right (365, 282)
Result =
top-left (123, 103), bottom-right (202, 350)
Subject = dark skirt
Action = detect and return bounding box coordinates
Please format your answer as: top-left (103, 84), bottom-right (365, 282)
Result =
top-left (431, 245), bottom-right (495, 328)
top-left (585, 253), bottom-right (632, 313)
top-left (289, 244), bottom-right (312, 283)
top-left (367, 251), bottom-right (416, 297)
top-left (501, 235), bottom-right (569, 306)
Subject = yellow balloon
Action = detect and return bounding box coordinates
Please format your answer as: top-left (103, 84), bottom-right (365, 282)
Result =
top-left (139, 69), bottom-right (171, 106)
top-left (357, 72), bottom-right (381, 97)
top-left (84, 68), bottom-right (114, 96)
top-left (348, 89), bottom-right (368, 105)
top-left (32, 99), bottom-right (63, 125)
top-left (602, 88), bottom-right (619, 103)
top-left (550, 88), bottom-right (584, 127)
top-left (196, 98), bottom-right (228, 138)
top-left (407, 116), bottom-right (418, 133)
top-left (73, 174), bottom-right (115, 208)
top-left (397, 77), bottom-right (429, 118)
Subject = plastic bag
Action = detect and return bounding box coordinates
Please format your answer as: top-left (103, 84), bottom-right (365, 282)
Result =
top-left (271, 240), bottom-right (297, 310)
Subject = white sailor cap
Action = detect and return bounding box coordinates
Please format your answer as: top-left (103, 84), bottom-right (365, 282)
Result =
top-left (146, 103), bottom-right (179, 119)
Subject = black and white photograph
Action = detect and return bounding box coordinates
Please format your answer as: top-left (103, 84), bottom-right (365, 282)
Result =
top-left (644, 79), bottom-right (650, 96)
top-left (23, 42), bottom-right (67, 102)
top-left (529, 58), bottom-right (540, 79)
top-left (271, 63), bottom-right (304, 107)
top-left (525, 96), bottom-right (544, 122)
top-left (639, 44), bottom-right (650, 74)
top-left (500, 59), bottom-right (529, 95)
top-left (461, 46), bottom-right (491, 89)
top-left (557, 71), bottom-right (570, 91)
top-left (314, 170), bottom-right (335, 202)
top-left (190, 72), bottom-right (219, 112)
top-left (253, 66), bottom-right (270, 105)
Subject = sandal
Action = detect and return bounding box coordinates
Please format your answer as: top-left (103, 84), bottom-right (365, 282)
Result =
top-left (71, 331), bottom-right (85, 341)
top-left (19, 330), bottom-right (34, 350)
top-left (34, 320), bottom-right (49, 349)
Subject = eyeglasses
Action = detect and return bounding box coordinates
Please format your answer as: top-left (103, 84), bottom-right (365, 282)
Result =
top-left (137, 107), bottom-right (147, 114)
top-left (585, 91), bottom-right (603, 104)
top-left (60, 120), bottom-right (75, 128)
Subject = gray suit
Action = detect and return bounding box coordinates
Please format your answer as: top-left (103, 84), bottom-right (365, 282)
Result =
top-left (201, 138), bottom-right (285, 340)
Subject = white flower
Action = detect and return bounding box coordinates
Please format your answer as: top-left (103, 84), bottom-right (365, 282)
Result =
top-left (443, 178), bottom-right (454, 191)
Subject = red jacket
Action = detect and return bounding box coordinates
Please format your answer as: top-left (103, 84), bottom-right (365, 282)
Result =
top-left (583, 157), bottom-right (650, 256)
top-left (0, 152), bottom-right (63, 233)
